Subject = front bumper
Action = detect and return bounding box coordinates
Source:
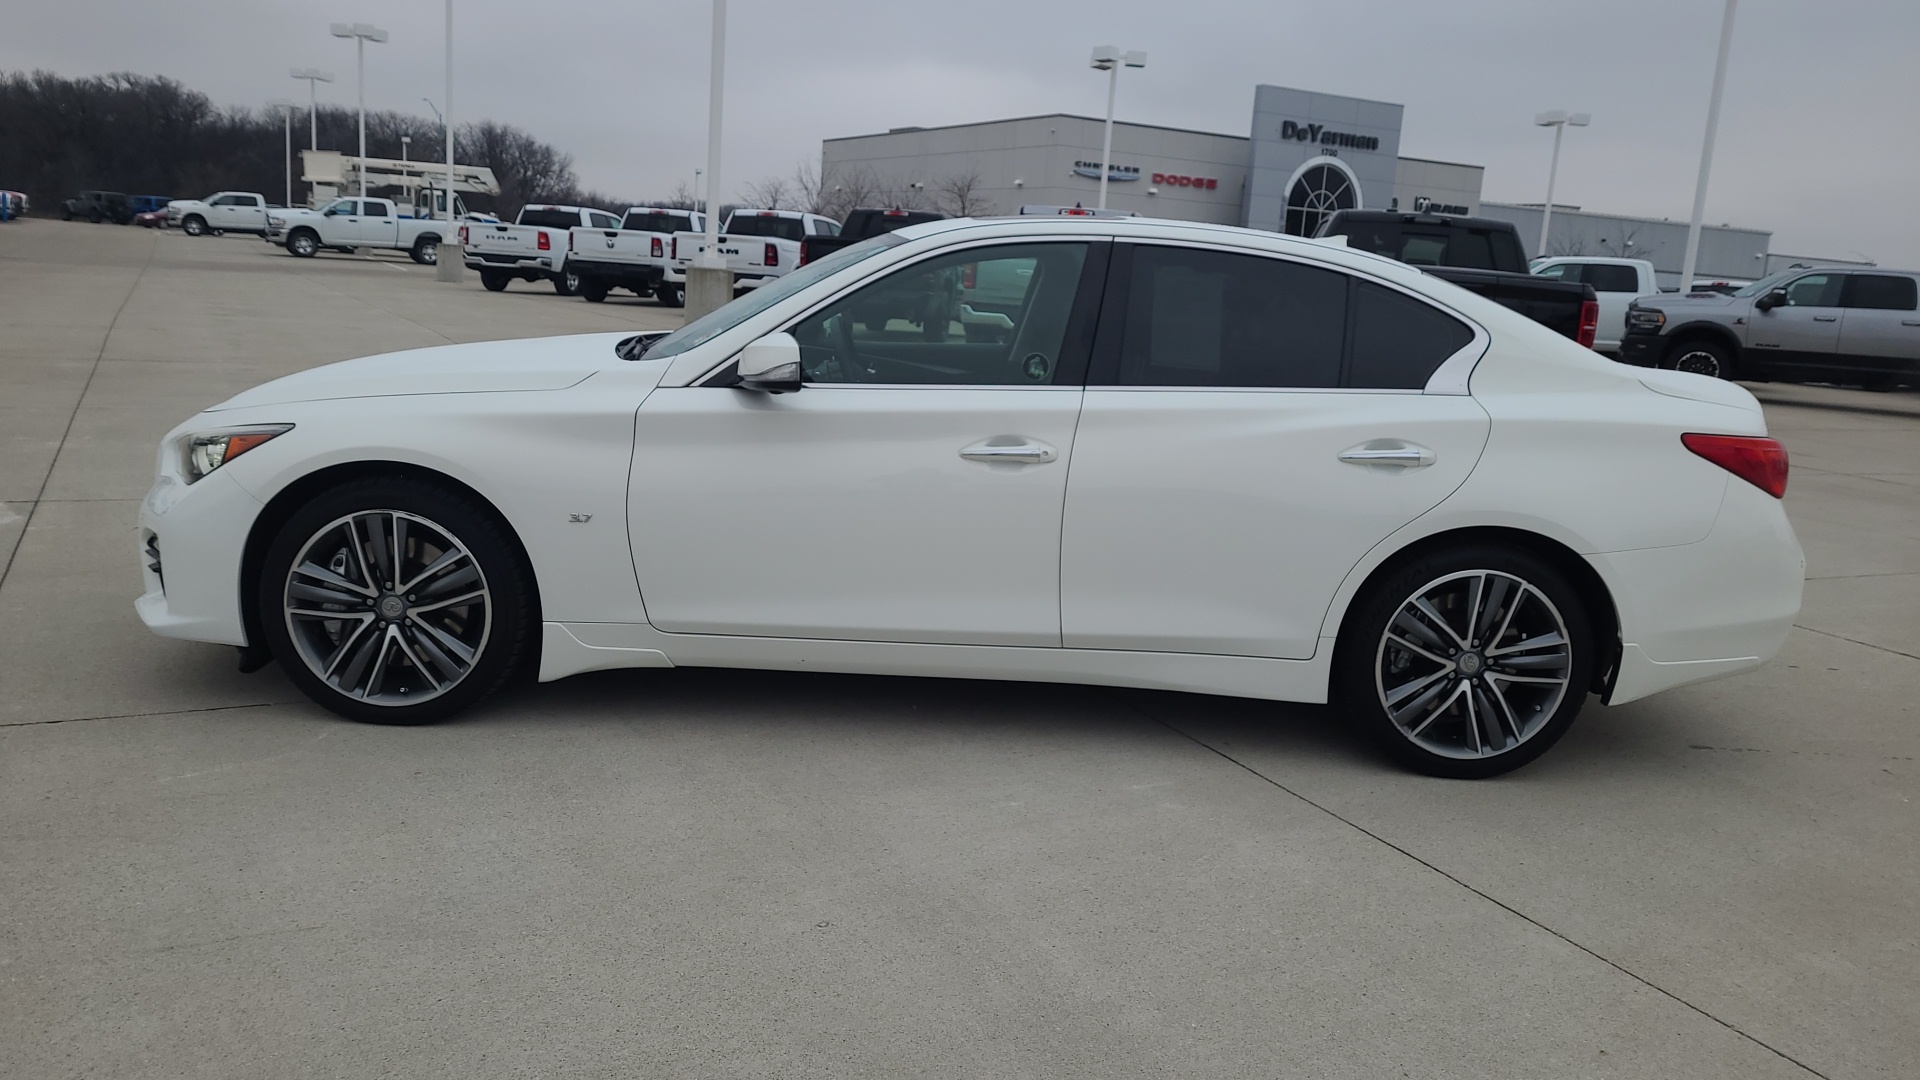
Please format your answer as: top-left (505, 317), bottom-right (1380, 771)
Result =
top-left (1617, 332), bottom-right (1665, 367)
top-left (135, 468), bottom-right (264, 647)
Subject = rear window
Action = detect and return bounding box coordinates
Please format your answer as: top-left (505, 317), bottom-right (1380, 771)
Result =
top-left (1844, 274), bottom-right (1918, 311)
top-left (624, 211), bottom-right (696, 233)
top-left (726, 215), bottom-right (805, 242)
top-left (1583, 264), bottom-right (1641, 292)
top-left (518, 208), bottom-right (584, 229)
top-left (1332, 221), bottom-right (1526, 273)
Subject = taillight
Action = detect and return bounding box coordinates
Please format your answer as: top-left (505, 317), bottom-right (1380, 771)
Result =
top-left (1577, 299), bottom-right (1599, 349)
top-left (458, 225), bottom-right (467, 246)
top-left (1682, 433), bottom-right (1788, 498)
top-left (798, 241), bottom-right (811, 267)
top-left (537, 231), bottom-right (551, 251)
top-left (764, 242), bottom-right (778, 267)
top-left (961, 263), bottom-right (977, 289)
top-left (651, 237), bottom-right (663, 257)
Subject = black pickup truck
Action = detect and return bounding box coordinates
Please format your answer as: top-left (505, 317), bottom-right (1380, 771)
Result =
top-left (798, 207), bottom-right (947, 267)
top-left (1315, 211), bottom-right (1598, 347)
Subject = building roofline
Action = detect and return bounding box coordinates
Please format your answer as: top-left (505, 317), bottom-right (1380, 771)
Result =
top-left (825, 112), bottom-right (1249, 145)
top-left (1481, 200), bottom-right (1770, 236)
top-left (1396, 155), bottom-right (1483, 170)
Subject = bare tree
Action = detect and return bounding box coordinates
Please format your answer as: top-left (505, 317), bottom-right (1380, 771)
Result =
top-left (936, 170), bottom-right (990, 217)
top-left (737, 173), bottom-right (794, 210)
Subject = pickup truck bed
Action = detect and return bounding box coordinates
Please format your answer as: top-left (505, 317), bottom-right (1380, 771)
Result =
top-left (567, 207), bottom-right (706, 307)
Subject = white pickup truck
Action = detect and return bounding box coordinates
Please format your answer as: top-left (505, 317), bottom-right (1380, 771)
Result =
top-left (1530, 256), bottom-right (1661, 355)
top-left (264, 197), bottom-right (450, 264)
top-left (668, 209), bottom-right (842, 292)
top-left (166, 192), bottom-right (272, 236)
top-left (463, 204), bottom-right (619, 296)
top-left (567, 206), bottom-right (707, 307)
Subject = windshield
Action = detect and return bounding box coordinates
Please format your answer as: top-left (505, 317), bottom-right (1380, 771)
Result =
top-left (642, 233), bottom-right (910, 361)
top-left (1732, 271), bottom-right (1798, 298)
top-left (725, 215), bottom-right (806, 242)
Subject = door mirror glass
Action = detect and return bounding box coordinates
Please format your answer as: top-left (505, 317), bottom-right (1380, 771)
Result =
top-left (735, 332), bottom-right (804, 393)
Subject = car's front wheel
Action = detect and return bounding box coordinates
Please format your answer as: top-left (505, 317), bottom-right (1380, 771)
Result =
top-left (1665, 339), bottom-right (1737, 380)
top-left (287, 230), bottom-right (319, 258)
top-left (411, 236), bottom-right (439, 265)
top-left (258, 476), bottom-right (535, 725)
top-left (480, 270), bottom-right (510, 292)
top-left (1337, 546), bottom-right (1594, 778)
top-left (580, 280), bottom-right (609, 303)
top-left (181, 215), bottom-right (206, 237)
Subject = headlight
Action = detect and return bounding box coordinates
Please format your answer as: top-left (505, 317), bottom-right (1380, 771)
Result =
top-left (185, 425), bottom-right (292, 483)
top-left (1627, 308), bottom-right (1667, 332)
top-left (267, 214), bottom-right (285, 227)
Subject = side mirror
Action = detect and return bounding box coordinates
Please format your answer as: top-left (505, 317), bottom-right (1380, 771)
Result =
top-left (734, 332), bottom-right (804, 393)
top-left (323, 207), bottom-right (337, 217)
top-left (1755, 289), bottom-right (1786, 312)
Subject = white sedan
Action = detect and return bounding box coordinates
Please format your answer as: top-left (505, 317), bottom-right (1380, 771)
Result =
top-left (136, 217), bottom-right (1804, 777)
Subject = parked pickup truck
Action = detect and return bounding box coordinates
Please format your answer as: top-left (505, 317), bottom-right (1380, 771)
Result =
top-left (463, 204), bottom-right (619, 296)
top-left (1316, 211), bottom-right (1598, 348)
top-left (668, 208), bottom-right (842, 291)
top-left (166, 191), bottom-right (271, 236)
top-left (566, 206), bottom-right (707, 307)
top-left (265, 197), bottom-right (449, 263)
top-left (797, 207), bottom-right (946, 267)
top-left (1531, 256), bottom-right (1660, 355)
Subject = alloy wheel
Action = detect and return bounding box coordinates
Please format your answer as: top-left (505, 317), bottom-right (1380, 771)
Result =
top-left (282, 509), bottom-right (491, 707)
top-left (1673, 348), bottom-right (1723, 378)
top-left (1374, 570), bottom-right (1574, 761)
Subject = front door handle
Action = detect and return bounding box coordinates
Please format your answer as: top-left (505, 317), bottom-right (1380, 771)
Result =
top-left (1339, 441), bottom-right (1436, 468)
top-left (960, 439), bottom-right (1057, 465)
top-left (1812, 315), bottom-right (1838, 322)
top-left (1901, 320), bottom-right (1920, 327)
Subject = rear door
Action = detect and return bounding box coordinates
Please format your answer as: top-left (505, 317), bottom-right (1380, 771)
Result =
top-left (1839, 273), bottom-right (1920, 385)
top-left (359, 199), bottom-right (397, 245)
top-left (1061, 243), bottom-right (1490, 660)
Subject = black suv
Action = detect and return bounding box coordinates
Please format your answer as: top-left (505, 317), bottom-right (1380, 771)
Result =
top-left (61, 191), bottom-right (133, 225)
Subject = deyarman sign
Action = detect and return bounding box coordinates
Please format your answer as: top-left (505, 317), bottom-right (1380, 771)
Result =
top-left (1280, 120), bottom-right (1380, 152)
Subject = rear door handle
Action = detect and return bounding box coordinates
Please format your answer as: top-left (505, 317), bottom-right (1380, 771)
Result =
top-left (1339, 441), bottom-right (1436, 468)
top-left (1902, 320), bottom-right (1920, 327)
top-left (960, 439), bottom-right (1057, 465)
top-left (1812, 315), bottom-right (1838, 322)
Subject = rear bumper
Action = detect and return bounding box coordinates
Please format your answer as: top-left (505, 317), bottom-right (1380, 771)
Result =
top-left (1617, 333), bottom-right (1664, 367)
top-left (569, 259), bottom-right (664, 288)
top-left (465, 251), bottom-right (556, 273)
top-left (1598, 478), bottom-right (1804, 704)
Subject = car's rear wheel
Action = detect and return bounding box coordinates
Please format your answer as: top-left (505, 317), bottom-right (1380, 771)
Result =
top-left (1665, 339), bottom-right (1737, 380)
top-left (553, 270), bottom-right (581, 296)
top-left (258, 477), bottom-right (535, 725)
top-left (656, 283), bottom-right (686, 307)
top-left (580, 280), bottom-right (609, 303)
top-left (480, 270), bottom-right (510, 292)
top-left (411, 236), bottom-right (439, 265)
top-left (1337, 546), bottom-right (1594, 778)
top-left (182, 215), bottom-right (206, 237)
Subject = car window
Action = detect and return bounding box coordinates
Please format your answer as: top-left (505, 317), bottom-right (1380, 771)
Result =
top-left (331, 200), bottom-right (358, 215)
top-left (623, 211), bottom-right (695, 233)
top-left (1844, 274), bottom-right (1918, 311)
top-left (791, 242), bottom-right (1088, 385)
top-left (726, 215), bottom-right (806, 242)
top-left (590, 212), bottom-right (621, 230)
top-left (365, 200), bottom-right (391, 218)
top-left (818, 219), bottom-right (842, 237)
top-left (517, 208), bottom-right (583, 229)
top-left (1584, 264), bottom-right (1640, 292)
top-left (210, 195), bottom-right (236, 206)
top-left (1534, 263), bottom-right (1572, 280)
top-left (1348, 281), bottom-right (1475, 390)
top-left (1784, 274), bottom-right (1842, 307)
top-left (1117, 246), bottom-right (1346, 388)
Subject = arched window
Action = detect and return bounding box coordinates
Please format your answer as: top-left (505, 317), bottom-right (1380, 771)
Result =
top-left (1284, 162), bottom-right (1358, 236)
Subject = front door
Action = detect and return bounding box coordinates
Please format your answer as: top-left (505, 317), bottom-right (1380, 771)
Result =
top-left (629, 240), bottom-right (1102, 646)
top-left (1747, 272), bottom-right (1843, 376)
top-left (1061, 244), bottom-right (1491, 660)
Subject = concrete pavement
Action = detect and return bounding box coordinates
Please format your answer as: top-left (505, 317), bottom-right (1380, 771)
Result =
top-left (1, 218), bottom-right (1915, 1078)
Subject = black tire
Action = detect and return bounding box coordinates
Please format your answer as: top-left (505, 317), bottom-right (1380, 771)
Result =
top-left (1663, 338), bottom-right (1737, 381)
top-left (410, 235), bottom-right (440, 265)
top-left (580, 280), bottom-right (609, 303)
top-left (1335, 544), bottom-right (1596, 779)
top-left (552, 269), bottom-right (581, 296)
top-left (655, 282), bottom-right (686, 308)
top-left (88, 209), bottom-right (103, 224)
top-left (480, 270), bottom-right (510, 292)
top-left (62, 207), bottom-right (75, 221)
top-left (287, 229), bottom-right (320, 258)
top-left (257, 475), bottom-right (536, 726)
top-left (182, 215), bottom-right (207, 237)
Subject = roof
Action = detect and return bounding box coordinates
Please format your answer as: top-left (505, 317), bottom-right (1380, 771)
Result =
top-left (825, 112), bottom-right (1249, 144)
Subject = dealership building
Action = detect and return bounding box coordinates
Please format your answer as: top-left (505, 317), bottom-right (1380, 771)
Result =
top-left (822, 83), bottom-right (1772, 287)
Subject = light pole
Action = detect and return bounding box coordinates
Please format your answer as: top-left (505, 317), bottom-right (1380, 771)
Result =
top-left (330, 22), bottom-right (388, 199)
top-left (1680, 0), bottom-right (1739, 295)
top-left (685, 0), bottom-right (730, 318)
top-left (1533, 110), bottom-right (1590, 258)
top-left (435, 0), bottom-right (463, 282)
top-left (290, 68), bottom-right (333, 152)
top-left (400, 134), bottom-right (410, 163)
top-left (1089, 45), bottom-right (1146, 211)
top-left (268, 100), bottom-right (299, 208)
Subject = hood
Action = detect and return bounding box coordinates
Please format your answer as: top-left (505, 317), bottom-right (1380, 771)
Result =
top-left (206, 333), bottom-right (635, 411)
top-left (1636, 291), bottom-right (1741, 313)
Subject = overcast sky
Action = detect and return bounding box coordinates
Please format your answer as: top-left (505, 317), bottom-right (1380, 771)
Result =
top-left (7, 0), bottom-right (1917, 266)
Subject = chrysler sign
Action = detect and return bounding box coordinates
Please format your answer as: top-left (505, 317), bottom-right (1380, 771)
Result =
top-left (1072, 160), bottom-right (1141, 181)
top-left (1280, 120), bottom-right (1381, 152)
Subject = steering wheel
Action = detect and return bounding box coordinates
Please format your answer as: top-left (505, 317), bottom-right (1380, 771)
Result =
top-left (832, 312), bottom-right (871, 382)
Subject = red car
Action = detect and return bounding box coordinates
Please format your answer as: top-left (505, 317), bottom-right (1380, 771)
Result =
top-left (134, 209), bottom-right (168, 228)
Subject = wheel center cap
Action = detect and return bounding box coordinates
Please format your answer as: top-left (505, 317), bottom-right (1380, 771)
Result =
top-left (1457, 651), bottom-right (1485, 676)
top-left (377, 595), bottom-right (406, 620)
